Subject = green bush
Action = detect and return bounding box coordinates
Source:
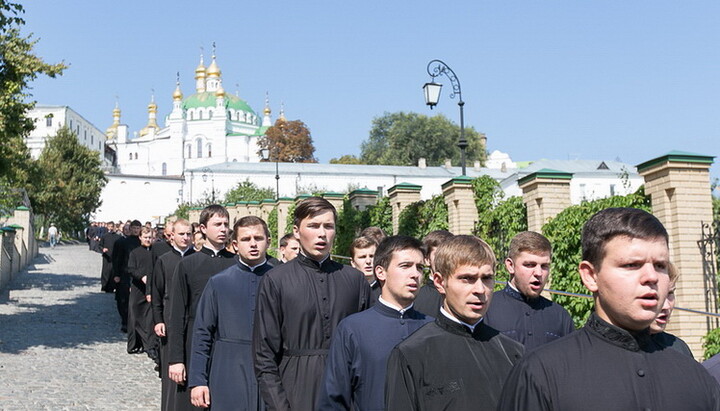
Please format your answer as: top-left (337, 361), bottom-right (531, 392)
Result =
top-left (703, 328), bottom-right (720, 360)
top-left (367, 196), bottom-right (392, 235)
top-left (267, 207), bottom-right (278, 251)
top-left (542, 187), bottom-right (651, 328)
top-left (334, 198), bottom-right (371, 256)
top-left (397, 195), bottom-right (448, 239)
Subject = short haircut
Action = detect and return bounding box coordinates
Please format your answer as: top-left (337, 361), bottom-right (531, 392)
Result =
top-left (233, 215), bottom-right (270, 238)
top-left (106, 221), bottom-right (115, 227)
top-left (434, 235), bottom-right (496, 280)
top-left (350, 236), bottom-right (378, 258)
top-left (668, 262), bottom-right (679, 286)
top-left (508, 231), bottom-right (552, 260)
top-left (199, 204), bottom-right (229, 227)
top-left (140, 226), bottom-right (153, 235)
top-left (582, 207), bottom-right (668, 269)
top-left (293, 197), bottom-right (337, 227)
top-left (279, 233), bottom-right (296, 247)
top-left (173, 218), bottom-right (191, 231)
top-left (373, 235), bottom-right (424, 271)
top-left (130, 220), bottom-right (142, 227)
top-left (422, 230), bottom-right (454, 255)
top-left (360, 226), bottom-right (387, 244)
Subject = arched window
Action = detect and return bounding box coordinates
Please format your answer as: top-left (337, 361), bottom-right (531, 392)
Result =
top-left (134, 152), bottom-right (138, 160)
top-left (197, 139), bottom-right (203, 158)
top-left (186, 145), bottom-right (191, 158)
top-left (199, 111), bottom-right (203, 120)
top-left (162, 163), bottom-right (167, 176)
top-left (209, 109), bottom-right (213, 118)
top-left (129, 153), bottom-right (132, 160)
top-left (207, 143), bottom-right (212, 158)
top-left (227, 110), bottom-right (231, 118)
top-left (190, 111), bottom-right (194, 121)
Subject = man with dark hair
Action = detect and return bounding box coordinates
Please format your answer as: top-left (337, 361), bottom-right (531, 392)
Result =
top-left (385, 235), bottom-right (524, 410)
top-left (189, 216), bottom-right (275, 410)
top-left (484, 231), bottom-right (574, 350)
top-left (253, 197), bottom-right (372, 410)
top-left (152, 218), bottom-right (195, 411)
top-left (498, 208), bottom-right (720, 410)
top-left (413, 229), bottom-right (454, 316)
top-left (359, 226), bottom-right (387, 245)
top-left (127, 226), bottom-right (155, 354)
top-left (167, 205), bottom-right (236, 411)
top-left (350, 236), bottom-right (378, 284)
top-left (99, 221), bottom-right (121, 293)
top-left (317, 235), bottom-right (432, 410)
top-left (278, 233), bottom-right (300, 263)
top-left (113, 219), bottom-right (143, 333)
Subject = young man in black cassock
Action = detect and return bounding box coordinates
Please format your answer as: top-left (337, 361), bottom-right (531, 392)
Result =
top-left (317, 235), bottom-right (432, 411)
top-left (99, 221), bottom-right (121, 292)
top-left (385, 235), bottom-right (524, 410)
top-left (127, 226), bottom-right (155, 354)
top-left (167, 205), bottom-right (236, 411)
top-left (112, 220), bottom-right (142, 333)
top-left (152, 219), bottom-right (194, 411)
top-left (412, 230), bottom-right (453, 317)
top-left (498, 208), bottom-right (720, 410)
top-left (253, 197), bottom-right (372, 410)
top-left (189, 216), bottom-right (275, 410)
top-left (484, 231), bottom-right (574, 350)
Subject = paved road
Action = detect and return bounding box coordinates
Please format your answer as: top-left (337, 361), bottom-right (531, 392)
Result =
top-left (0, 244), bottom-right (159, 410)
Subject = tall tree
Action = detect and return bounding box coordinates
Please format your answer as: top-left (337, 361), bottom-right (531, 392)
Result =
top-left (360, 111), bottom-right (486, 167)
top-left (0, 1), bottom-right (66, 185)
top-left (258, 118), bottom-right (317, 163)
top-left (224, 179), bottom-right (275, 203)
top-left (31, 127), bottom-right (107, 233)
top-left (329, 154), bottom-right (364, 165)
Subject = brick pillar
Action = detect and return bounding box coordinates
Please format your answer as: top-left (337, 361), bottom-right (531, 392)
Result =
top-left (349, 189), bottom-right (379, 211)
top-left (259, 199), bottom-right (275, 222)
top-left (388, 183), bottom-right (422, 235)
top-left (322, 192), bottom-right (345, 214)
top-left (247, 201), bottom-right (261, 217)
top-left (276, 198), bottom-right (294, 237)
top-left (442, 176), bottom-right (477, 235)
top-left (8, 206), bottom-right (33, 266)
top-left (518, 169), bottom-right (573, 233)
top-left (225, 203), bottom-right (238, 224)
top-left (637, 151), bottom-right (716, 358)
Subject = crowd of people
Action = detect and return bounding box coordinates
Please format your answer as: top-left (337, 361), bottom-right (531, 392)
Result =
top-left (91, 198), bottom-right (720, 410)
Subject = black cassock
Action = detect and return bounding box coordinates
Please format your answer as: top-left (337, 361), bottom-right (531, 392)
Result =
top-left (385, 313), bottom-right (523, 410)
top-left (412, 278), bottom-right (443, 317)
top-left (147, 239), bottom-right (173, 299)
top-left (253, 253), bottom-right (371, 411)
top-left (189, 260), bottom-right (273, 411)
top-left (498, 313), bottom-right (720, 411)
top-left (127, 246), bottom-right (153, 353)
top-left (99, 231), bottom-right (121, 292)
top-left (167, 247), bottom-right (236, 411)
top-left (484, 285), bottom-right (575, 350)
top-left (112, 235), bottom-right (140, 329)
top-left (152, 246), bottom-right (194, 411)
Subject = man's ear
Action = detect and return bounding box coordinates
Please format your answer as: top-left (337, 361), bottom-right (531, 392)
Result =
top-left (504, 257), bottom-right (515, 275)
top-left (579, 261), bottom-right (599, 293)
top-left (292, 225), bottom-right (299, 240)
top-left (375, 266), bottom-right (386, 282)
top-left (433, 272), bottom-right (446, 296)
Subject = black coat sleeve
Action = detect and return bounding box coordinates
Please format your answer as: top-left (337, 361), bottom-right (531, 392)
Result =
top-left (167, 260), bottom-right (190, 364)
top-left (496, 356), bottom-right (553, 411)
top-left (384, 347), bottom-right (418, 411)
top-left (151, 257), bottom-right (166, 325)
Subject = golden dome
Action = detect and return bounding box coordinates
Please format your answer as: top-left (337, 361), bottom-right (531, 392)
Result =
top-left (195, 56), bottom-right (206, 78)
top-left (207, 57), bottom-right (221, 77)
top-left (215, 84), bottom-right (225, 97)
top-left (264, 106), bottom-right (271, 115)
top-left (173, 84), bottom-right (183, 100)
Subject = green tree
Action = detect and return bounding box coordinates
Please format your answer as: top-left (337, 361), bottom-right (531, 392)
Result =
top-left (360, 111), bottom-right (486, 167)
top-left (397, 196), bottom-right (449, 239)
top-left (31, 127), bottom-right (106, 233)
top-left (329, 154), bottom-right (364, 165)
top-left (258, 118), bottom-right (317, 163)
top-left (224, 179), bottom-right (275, 203)
top-left (0, 1), bottom-right (66, 186)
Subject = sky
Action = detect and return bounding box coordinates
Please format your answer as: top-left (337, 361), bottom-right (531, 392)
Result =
top-left (21, 1), bottom-right (720, 181)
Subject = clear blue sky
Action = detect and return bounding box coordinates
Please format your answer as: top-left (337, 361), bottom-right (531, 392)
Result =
top-left (22, 1), bottom-right (719, 181)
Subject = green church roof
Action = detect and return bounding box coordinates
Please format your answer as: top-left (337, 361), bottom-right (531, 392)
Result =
top-left (183, 92), bottom-right (256, 114)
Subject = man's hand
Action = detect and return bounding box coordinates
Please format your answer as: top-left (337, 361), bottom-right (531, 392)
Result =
top-left (113, 276), bottom-right (120, 283)
top-left (191, 386), bottom-right (211, 408)
top-left (141, 275), bottom-right (147, 284)
top-left (102, 248), bottom-right (109, 253)
top-left (169, 363), bottom-right (186, 385)
top-left (145, 295), bottom-right (151, 303)
top-left (154, 323), bottom-right (166, 337)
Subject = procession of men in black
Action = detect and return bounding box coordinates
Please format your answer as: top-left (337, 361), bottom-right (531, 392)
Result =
top-left (94, 200), bottom-right (720, 410)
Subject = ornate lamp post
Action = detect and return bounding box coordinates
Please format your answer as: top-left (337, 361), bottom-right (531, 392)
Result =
top-left (201, 167), bottom-right (215, 203)
top-left (260, 148), bottom-right (279, 200)
top-left (423, 59), bottom-right (468, 176)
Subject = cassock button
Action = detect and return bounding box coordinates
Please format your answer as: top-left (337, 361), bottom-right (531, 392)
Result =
top-left (527, 331), bottom-right (533, 336)
top-left (324, 315), bottom-right (329, 319)
top-left (525, 312), bottom-right (530, 316)
top-left (323, 297), bottom-right (327, 301)
top-left (637, 369), bottom-right (645, 377)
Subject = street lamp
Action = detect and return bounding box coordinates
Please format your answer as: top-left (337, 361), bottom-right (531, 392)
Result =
top-left (260, 147), bottom-right (279, 200)
top-left (423, 59), bottom-right (468, 176)
top-left (201, 167), bottom-right (215, 203)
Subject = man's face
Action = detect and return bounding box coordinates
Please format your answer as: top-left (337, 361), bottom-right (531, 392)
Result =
top-left (173, 223), bottom-right (192, 250)
top-left (140, 231), bottom-right (153, 248)
top-left (650, 283), bottom-right (676, 334)
top-left (351, 245), bottom-right (377, 282)
top-left (293, 211), bottom-right (336, 261)
top-left (233, 224), bottom-right (269, 266)
top-left (580, 236), bottom-right (670, 331)
top-left (376, 248), bottom-right (424, 308)
top-left (280, 238), bottom-right (300, 262)
top-left (107, 223), bottom-right (115, 231)
top-left (130, 225), bottom-right (142, 237)
top-left (200, 215), bottom-right (229, 249)
top-left (194, 232), bottom-right (205, 250)
top-left (435, 264), bottom-right (495, 325)
top-left (507, 251), bottom-right (551, 300)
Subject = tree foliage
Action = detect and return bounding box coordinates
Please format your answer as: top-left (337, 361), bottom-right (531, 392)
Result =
top-left (329, 154), bottom-right (364, 165)
top-left (360, 111), bottom-right (486, 167)
top-left (259, 118), bottom-right (317, 163)
top-left (31, 127), bottom-right (106, 233)
top-left (223, 179), bottom-right (275, 203)
top-left (398, 195), bottom-right (449, 239)
top-left (0, 1), bottom-right (66, 185)
top-left (542, 187), bottom-right (651, 328)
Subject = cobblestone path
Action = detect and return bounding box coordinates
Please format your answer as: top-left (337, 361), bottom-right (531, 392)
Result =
top-left (0, 244), bottom-right (159, 410)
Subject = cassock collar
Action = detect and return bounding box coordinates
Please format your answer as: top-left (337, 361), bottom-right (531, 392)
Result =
top-left (378, 296), bottom-right (414, 316)
top-left (585, 312), bottom-right (651, 352)
top-left (200, 246), bottom-right (234, 259)
top-left (238, 258), bottom-right (268, 272)
top-left (503, 284), bottom-right (539, 305)
top-left (439, 307), bottom-right (483, 334)
top-left (297, 252), bottom-right (333, 271)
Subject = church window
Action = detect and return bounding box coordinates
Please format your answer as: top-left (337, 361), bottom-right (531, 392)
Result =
top-left (207, 144), bottom-right (212, 158)
top-left (199, 111), bottom-right (203, 120)
top-left (91, 134), bottom-right (94, 144)
top-left (134, 152), bottom-right (138, 160)
top-left (227, 110), bottom-right (231, 118)
top-left (77, 125), bottom-right (80, 134)
top-left (45, 114), bottom-right (53, 127)
top-left (129, 153), bottom-right (132, 160)
top-left (84, 130), bottom-right (87, 141)
top-left (69, 119), bottom-right (72, 129)
top-left (197, 139), bottom-right (203, 158)
top-left (209, 109), bottom-right (213, 118)
top-left (187, 145), bottom-right (191, 158)
top-left (162, 163), bottom-right (167, 176)
top-left (190, 111), bottom-right (194, 121)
